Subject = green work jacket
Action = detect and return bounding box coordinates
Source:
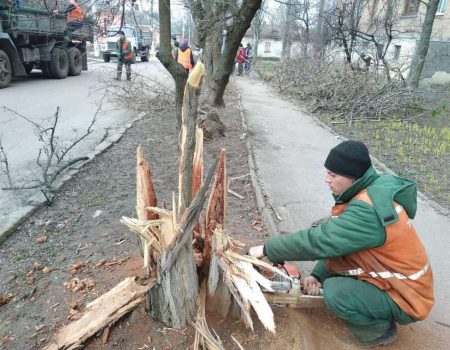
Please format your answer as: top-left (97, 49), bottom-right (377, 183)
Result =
top-left (263, 166), bottom-right (418, 282)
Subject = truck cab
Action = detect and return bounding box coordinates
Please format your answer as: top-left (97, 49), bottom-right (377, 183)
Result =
top-left (100, 26), bottom-right (151, 63)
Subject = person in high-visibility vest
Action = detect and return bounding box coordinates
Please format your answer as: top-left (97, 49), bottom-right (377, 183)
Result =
top-left (63, 0), bottom-right (84, 47)
top-left (174, 39), bottom-right (195, 73)
top-left (114, 30), bottom-right (135, 81)
top-left (248, 140), bottom-right (434, 347)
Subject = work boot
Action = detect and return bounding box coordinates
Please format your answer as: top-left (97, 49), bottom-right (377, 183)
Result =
top-left (361, 324), bottom-right (397, 348)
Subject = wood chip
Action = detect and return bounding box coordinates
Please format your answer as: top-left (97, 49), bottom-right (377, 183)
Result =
top-left (68, 261), bottom-right (85, 275)
top-left (101, 326), bottom-right (110, 344)
top-left (36, 236), bottom-right (47, 243)
top-left (0, 293), bottom-right (15, 306)
top-left (27, 276), bottom-right (35, 285)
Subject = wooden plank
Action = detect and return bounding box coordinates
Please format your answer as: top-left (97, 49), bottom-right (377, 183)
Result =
top-left (45, 277), bottom-right (154, 350)
top-left (263, 292), bottom-right (325, 309)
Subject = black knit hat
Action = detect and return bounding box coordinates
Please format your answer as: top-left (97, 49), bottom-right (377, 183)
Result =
top-left (117, 30), bottom-right (125, 35)
top-left (324, 140), bottom-right (372, 179)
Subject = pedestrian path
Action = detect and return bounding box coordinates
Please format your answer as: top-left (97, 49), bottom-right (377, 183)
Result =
top-left (236, 77), bottom-right (450, 344)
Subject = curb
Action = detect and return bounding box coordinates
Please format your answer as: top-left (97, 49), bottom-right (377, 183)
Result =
top-left (237, 89), bottom-right (280, 237)
top-left (0, 112), bottom-right (147, 244)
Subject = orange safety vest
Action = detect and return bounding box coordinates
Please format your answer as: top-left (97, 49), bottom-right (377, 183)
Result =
top-left (119, 40), bottom-right (135, 61)
top-left (327, 190), bottom-right (434, 320)
top-left (177, 48), bottom-right (193, 70)
top-left (67, 4), bottom-right (84, 22)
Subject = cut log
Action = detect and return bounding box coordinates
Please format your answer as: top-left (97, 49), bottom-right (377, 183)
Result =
top-left (45, 277), bottom-right (154, 350)
top-left (178, 61), bottom-right (205, 216)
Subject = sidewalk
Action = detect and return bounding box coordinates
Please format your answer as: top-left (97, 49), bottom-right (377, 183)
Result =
top-left (236, 77), bottom-right (450, 347)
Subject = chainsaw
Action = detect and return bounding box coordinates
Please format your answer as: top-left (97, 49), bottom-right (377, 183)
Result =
top-left (260, 263), bottom-right (325, 308)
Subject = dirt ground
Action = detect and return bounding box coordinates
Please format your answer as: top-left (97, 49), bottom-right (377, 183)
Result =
top-left (1, 81), bottom-right (448, 350)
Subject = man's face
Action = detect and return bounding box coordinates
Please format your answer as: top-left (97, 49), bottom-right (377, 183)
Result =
top-left (325, 170), bottom-right (354, 195)
top-left (119, 34), bottom-right (125, 40)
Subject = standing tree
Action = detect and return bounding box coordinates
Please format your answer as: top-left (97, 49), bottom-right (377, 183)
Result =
top-left (251, 0), bottom-right (268, 56)
top-left (281, 1), bottom-right (293, 61)
top-left (188, 0), bottom-right (263, 106)
top-left (157, 0), bottom-right (189, 130)
top-left (407, 0), bottom-right (441, 89)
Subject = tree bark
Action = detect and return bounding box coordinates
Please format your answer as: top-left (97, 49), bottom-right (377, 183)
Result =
top-left (407, 0), bottom-right (440, 89)
top-left (150, 159), bottom-right (218, 328)
top-left (157, 0), bottom-right (188, 131)
top-left (178, 63), bottom-right (205, 215)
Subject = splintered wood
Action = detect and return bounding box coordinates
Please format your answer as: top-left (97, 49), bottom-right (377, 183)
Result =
top-left (45, 277), bottom-right (154, 350)
top-left (207, 229), bottom-right (288, 334)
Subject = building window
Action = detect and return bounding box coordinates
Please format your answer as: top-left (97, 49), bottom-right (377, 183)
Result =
top-left (403, 0), bottom-right (419, 16)
top-left (437, 0), bottom-right (448, 13)
top-left (393, 45), bottom-right (401, 61)
top-left (264, 42), bottom-right (271, 53)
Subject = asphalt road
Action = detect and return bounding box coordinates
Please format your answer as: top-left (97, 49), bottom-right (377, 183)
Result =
top-left (0, 55), bottom-right (169, 219)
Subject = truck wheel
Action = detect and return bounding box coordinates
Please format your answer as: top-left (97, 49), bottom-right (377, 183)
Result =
top-left (0, 49), bottom-right (12, 89)
top-left (68, 48), bottom-right (82, 76)
top-left (103, 53), bottom-right (111, 63)
top-left (41, 61), bottom-right (54, 78)
top-left (50, 47), bottom-right (69, 79)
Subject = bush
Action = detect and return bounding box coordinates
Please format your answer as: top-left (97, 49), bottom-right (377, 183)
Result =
top-left (263, 57), bottom-right (420, 127)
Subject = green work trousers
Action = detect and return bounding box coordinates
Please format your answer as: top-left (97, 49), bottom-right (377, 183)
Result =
top-left (116, 60), bottom-right (131, 80)
top-left (323, 277), bottom-right (415, 343)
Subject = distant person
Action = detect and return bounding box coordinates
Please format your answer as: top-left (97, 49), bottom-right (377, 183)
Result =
top-left (249, 140), bottom-right (434, 347)
top-left (63, 0), bottom-right (84, 46)
top-left (114, 30), bottom-right (134, 81)
top-left (244, 43), bottom-right (253, 76)
top-left (235, 43), bottom-right (246, 76)
top-left (66, 0), bottom-right (84, 31)
top-left (172, 41), bottom-right (179, 59)
top-left (174, 39), bottom-right (195, 73)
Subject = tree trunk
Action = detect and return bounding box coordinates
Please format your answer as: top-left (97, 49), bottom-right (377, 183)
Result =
top-left (191, 0), bottom-right (262, 107)
top-left (407, 0), bottom-right (440, 89)
top-left (156, 0), bottom-right (188, 131)
top-left (281, 3), bottom-right (292, 62)
top-left (149, 61), bottom-right (207, 329)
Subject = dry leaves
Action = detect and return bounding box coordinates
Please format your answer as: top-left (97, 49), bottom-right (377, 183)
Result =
top-left (1, 336), bottom-right (14, 345)
top-left (35, 236), bottom-right (47, 243)
top-left (63, 278), bottom-right (96, 293)
top-left (33, 261), bottom-right (43, 270)
top-left (0, 293), bottom-right (15, 306)
top-left (26, 276), bottom-right (35, 285)
top-left (68, 261), bottom-right (85, 275)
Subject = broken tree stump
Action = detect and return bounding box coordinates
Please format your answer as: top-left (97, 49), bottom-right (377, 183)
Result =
top-left (148, 62), bottom-right (212, 328)
top-left (149, 158), bottom-right (218, 328)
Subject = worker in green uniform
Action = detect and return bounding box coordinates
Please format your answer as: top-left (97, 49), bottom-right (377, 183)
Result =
top-left (249, 140), bottom-right (434, 347)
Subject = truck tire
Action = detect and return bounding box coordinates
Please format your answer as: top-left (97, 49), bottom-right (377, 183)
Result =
top-left (50, 47), bottom-right (69, 79)
top-left (41, 61), bottom-right (54, 78)
top-left (0, 49), bottom-right (12, 89)
top-left (67, 47), bottom-right (82, 76)
top-left (103, 53), bottom-right (110, 62)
